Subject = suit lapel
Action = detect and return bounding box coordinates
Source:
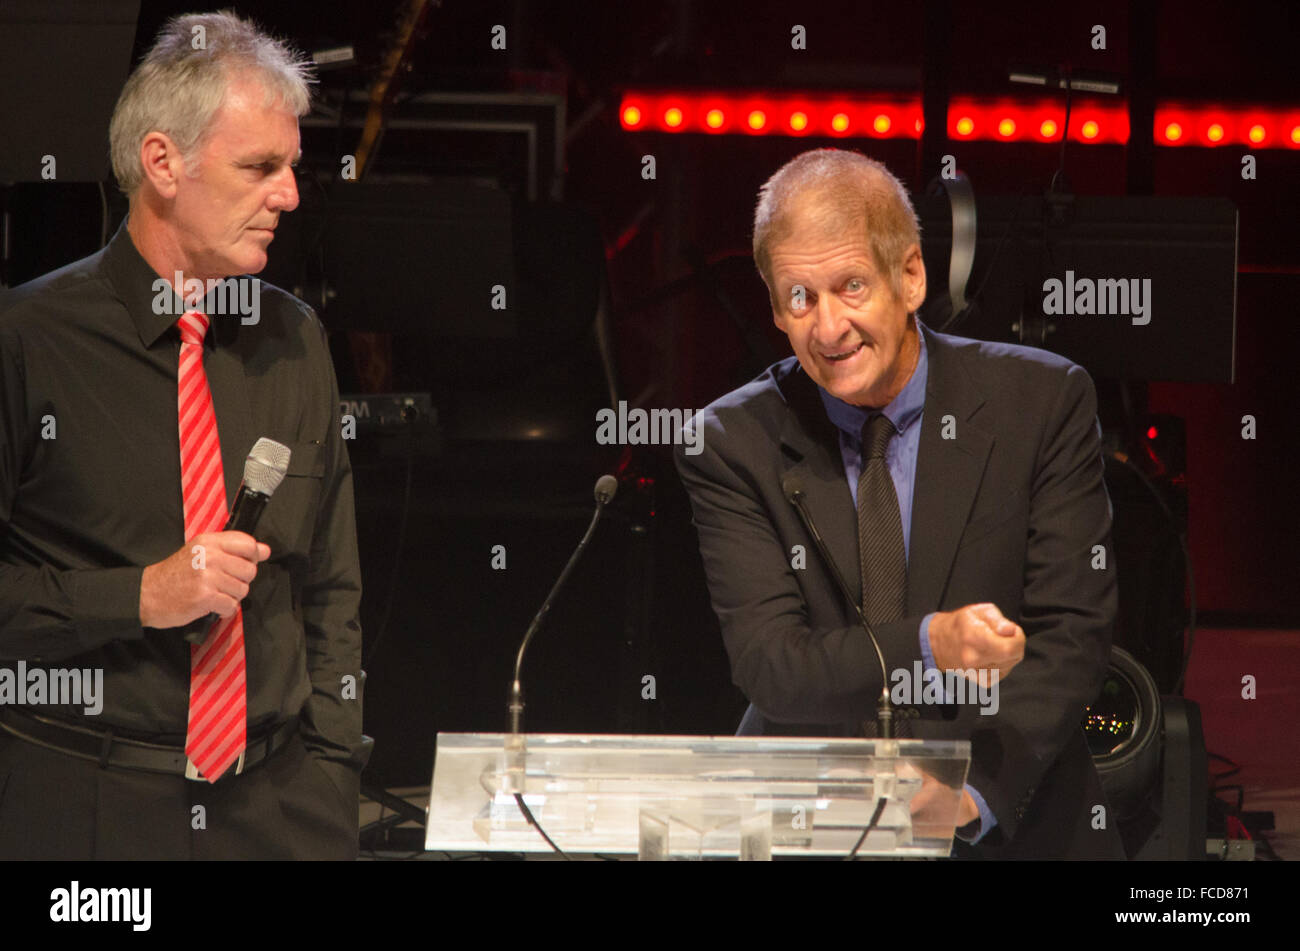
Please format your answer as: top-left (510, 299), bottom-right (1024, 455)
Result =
top-left (775, 324), bottom-right (996, 618)
top-left (906, 324), bottom-right (992, 613)
top-left (776, 362), bottom-right (863, 607)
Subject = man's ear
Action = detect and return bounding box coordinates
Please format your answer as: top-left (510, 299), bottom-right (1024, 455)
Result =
top-left (902, 243), bottom-right (926, 312)
top-left (138, 131), bottom-right (186, 200)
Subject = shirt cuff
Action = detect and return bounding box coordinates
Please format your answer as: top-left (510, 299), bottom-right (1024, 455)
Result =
top-left (919, 612), bottom-right (938, 669)
top-left (956, 784), bottom-right (998, 844)
top-left (918, 612), bottom-right (953, 702)
top-left (71, 566), bottom-right (146, 653)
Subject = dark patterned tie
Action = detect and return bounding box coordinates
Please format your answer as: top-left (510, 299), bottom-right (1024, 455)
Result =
top-left (858, 413), bottom-right (909, 738)
top-left (858, 413), bottom-right (906, 624)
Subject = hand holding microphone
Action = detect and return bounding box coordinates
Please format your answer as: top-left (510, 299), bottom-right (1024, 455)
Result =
top-left (138, 438), bottom-right (290, 643)
top-left (139, 530), bottom-right (270, 629)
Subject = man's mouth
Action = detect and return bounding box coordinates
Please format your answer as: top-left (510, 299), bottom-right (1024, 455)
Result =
top-left (824, 342), bottom-right (866, 362)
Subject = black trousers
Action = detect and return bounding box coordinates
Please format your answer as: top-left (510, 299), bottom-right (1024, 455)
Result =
top-left (0, 728), bottom-right (358, 860)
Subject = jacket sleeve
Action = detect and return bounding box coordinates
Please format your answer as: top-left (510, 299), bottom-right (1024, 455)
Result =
top-left (965, 363), bottom-right (1116, 842)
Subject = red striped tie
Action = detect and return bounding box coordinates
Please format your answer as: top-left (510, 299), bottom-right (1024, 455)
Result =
top-left (177, 310), bottom-right (246, 782)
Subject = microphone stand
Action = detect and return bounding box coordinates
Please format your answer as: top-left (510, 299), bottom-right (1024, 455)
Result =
top-left (503, 476), bottom-right (617, 858)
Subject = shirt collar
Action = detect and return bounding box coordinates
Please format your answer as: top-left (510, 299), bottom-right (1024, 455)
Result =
top-left (817, 316), bottom-right (928, 441)
top-left (103, 216), bottom-right (238, 350)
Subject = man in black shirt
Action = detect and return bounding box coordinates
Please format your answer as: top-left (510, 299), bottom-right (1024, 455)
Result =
top-left (0, 11), bottom-right (367, 858)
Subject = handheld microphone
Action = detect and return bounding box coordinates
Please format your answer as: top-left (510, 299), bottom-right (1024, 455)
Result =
top-left (781, 474), bottom-right (895, 738)
top-left (184, 437), bottom-right (292, 645)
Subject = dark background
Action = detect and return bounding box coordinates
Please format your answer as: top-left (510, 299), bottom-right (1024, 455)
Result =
top-left (2, 0), bottom-right (1297, 787)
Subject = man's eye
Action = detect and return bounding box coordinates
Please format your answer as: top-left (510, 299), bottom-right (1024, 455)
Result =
top-left (846, 279), bottom-right (864, 292)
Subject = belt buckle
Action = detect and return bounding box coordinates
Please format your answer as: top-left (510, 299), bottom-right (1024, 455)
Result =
top-left (184, 750), bottom-right (246, 781)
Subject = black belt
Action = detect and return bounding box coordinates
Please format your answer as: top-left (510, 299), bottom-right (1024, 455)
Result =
top-left (0, 707), bottom-right (297, 781)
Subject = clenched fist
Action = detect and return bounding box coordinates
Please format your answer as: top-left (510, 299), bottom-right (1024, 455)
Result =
top-left (139, 531), bottom-right (271, 630)
top-left (929, 602), bottom-right (1025, 682)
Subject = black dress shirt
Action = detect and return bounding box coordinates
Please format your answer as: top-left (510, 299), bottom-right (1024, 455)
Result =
top-left (0, 220), bottom-right (367, 776)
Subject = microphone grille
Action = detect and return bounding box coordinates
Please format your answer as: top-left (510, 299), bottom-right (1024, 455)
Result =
top-left (244, 438), bottom-right (292, 496)
top-left (594, 474), bottom-right (618, 504)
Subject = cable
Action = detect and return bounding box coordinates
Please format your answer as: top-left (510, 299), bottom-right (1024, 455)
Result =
top-left (513, 792), bottom-right (571, 860)
top-left (1049, 68), bottom-right (1074, 196)
top-left (843, 796), bottom-right (890, 860)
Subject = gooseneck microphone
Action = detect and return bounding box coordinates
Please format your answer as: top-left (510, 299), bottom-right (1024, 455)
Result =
top-left (505, 474), bottom-right (618, 859)
top-left (781, 473), bottom-right (895, 739)
top-left (508, 474), bottom-right (618, 737)
top-left (185, 437), bottom-right (292, 646)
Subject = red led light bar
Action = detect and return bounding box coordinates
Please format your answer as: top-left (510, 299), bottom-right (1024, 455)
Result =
top-left (946, 97), bottom-right (1129, 144)
top-left (618, 92), bottom-right (923, 139)
top-left (619, 91), bottom-right (1300, 149)
top-left (1155, 103), bottom-right (1300, 149)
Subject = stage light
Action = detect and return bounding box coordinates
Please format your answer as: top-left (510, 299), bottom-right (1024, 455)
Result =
top-left (1081, 119), bottom-right (1100, 139)
top-left (663, 106), bottom-right (683, 128)
top-left (1147, 425), bottom-right (1158, 440)
top-left (1040, 118), bottom-right (1058, 137)
top-left (789, 111), bottom-right (809, 131)
top-left (1248, 124), bottom-right (1266, 143)
top-left (1164, 121), bottom-right (1183, 142)
top-left (1292, 125), bottom-right (1300, 144)
top-left (998, 117), bottom-right (1016, 137)
top-left (747, 110), bottom-right (766, 130)
top-left (830, 112), bottom-right (850, 132)
top-left (955, 116), bottom-right (974, 136)
top-left (1085, 647), bottom-right (1163, 840)
top-left (705, 108), bottom-right (725, 129)
top-left (622, 105), bottom-right (642, 128)
top-left (873, 113), bottom-right (891, 134)
top-left (1206, 123), bottom-right (1224, 142)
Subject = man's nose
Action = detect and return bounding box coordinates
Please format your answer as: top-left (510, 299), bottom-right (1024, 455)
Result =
top-left (812, 294), bottom-right (852, 344)
top-left (269, 165), bottom-right (299, 213)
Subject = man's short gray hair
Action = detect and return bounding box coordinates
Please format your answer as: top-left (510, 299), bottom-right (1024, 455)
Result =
top-left (752, 149), bottom-right (922, 303)
top-left (109, 9), bottom-right (314, 196)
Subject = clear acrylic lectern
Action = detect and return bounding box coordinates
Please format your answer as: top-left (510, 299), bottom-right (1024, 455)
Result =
top-left (425, 733), bottom-right (971, 859)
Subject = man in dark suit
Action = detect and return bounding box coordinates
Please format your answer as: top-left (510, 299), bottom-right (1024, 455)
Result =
top-left (675, 149), bottom-right (1123, 859)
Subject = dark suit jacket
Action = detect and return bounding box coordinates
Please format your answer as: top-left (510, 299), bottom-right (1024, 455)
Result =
top-left (675, 321), bottom-right (1124, 859)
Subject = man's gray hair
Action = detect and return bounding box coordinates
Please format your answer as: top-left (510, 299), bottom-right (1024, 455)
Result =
top-left (109, 9), bottom-right (314, 196)
top-left (753, 149), bottom-right (922, 303)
